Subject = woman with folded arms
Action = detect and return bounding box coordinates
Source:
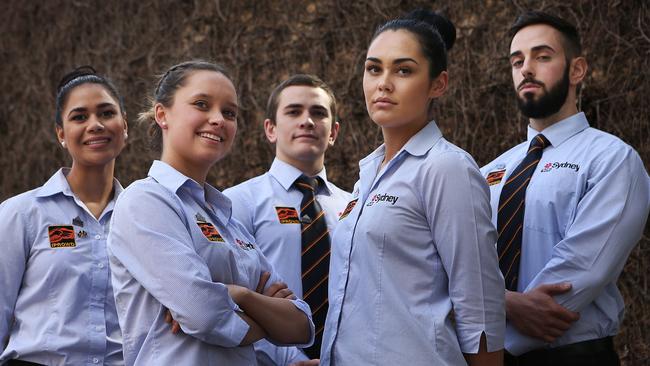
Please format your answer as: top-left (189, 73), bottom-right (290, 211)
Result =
top-left (107, 60), bottom-right (313, 366)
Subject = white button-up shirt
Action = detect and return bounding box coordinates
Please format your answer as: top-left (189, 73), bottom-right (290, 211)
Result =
top-left (481, 112), bottom-right (650, 355)
top-left (108, 161), bottom-right (314, 366)
top-left (0, 168), bottom-right (123, 365)
top-left (321, 121), bottom-right (505, 366)
top-left (224, 158), bottom-right (351, 365)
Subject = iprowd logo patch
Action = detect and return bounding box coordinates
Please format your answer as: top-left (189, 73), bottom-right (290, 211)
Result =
top-left (540, 161), bottom-right (580, 173)
top-left (366, 193), bottom-right (399, 207)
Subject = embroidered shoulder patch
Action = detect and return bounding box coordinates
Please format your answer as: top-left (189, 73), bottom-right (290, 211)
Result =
top-left (486, 169), bottom-right (506, 186)
top-left (339, 199), bottom-right (358, 220)
top-left (48, 225), bottom-right (76, 248)
top-left (275, 206), bottom-right (300, 224)
top-left (196, 220), bottom-right (225, 242)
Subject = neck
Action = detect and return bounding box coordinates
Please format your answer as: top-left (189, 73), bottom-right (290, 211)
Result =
top-left (277, 156), bottom-right (324, 178)
top-left (66, 161), bottom-right (116, 212)
top-left (381, 118), bottom-right (429, 166)
top-left (529, 95), bottom-right (578, 132)
top-left (160, 151), bottom-right (209, 186)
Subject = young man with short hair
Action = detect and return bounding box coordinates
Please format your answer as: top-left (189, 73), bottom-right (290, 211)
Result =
top-left (481, 11), bottom-right (649, 366)
top-left (225, 74), bottom-right (351, 365)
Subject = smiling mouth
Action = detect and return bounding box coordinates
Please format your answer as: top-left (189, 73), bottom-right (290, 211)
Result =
top-left (84, 138), bottom-right (111, 145)
top-left (198, 132), bottom-right (223, 142)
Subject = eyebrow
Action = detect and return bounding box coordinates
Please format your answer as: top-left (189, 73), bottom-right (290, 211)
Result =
top-left (509, 44), bottom-right (556, 58)
top-left (366, 57), bottom-right (419, 65)
top-left (66, 103), bottom-right (116, 117)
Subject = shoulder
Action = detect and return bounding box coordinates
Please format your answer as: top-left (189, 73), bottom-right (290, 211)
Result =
top-left (115, 177), bottom-right (181, 214)
top-left (223, 173), bottom-right (270, 202)
top-left (0, 186), bottom-right (45, 219)
top-left (480, 141), bottom-right (528, 175)
top-left (325, 180), bottom-right (352, 201)
top-left (425, 139), bottom-right (480, 175)
top-left (577, 128), bottom-right (643, 171)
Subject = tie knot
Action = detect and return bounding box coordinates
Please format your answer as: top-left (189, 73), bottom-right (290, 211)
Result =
top-left (294, 175), bottom-right (321, 194)
top-left (529, 134), bottom-right (550, 152)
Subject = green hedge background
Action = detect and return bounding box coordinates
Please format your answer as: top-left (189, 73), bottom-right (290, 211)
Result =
top-left (1, 1), bottom-right (648, 363)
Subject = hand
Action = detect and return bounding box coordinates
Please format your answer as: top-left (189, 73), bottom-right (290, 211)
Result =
top-left (255, 271), bottom-right (296, 299)
top-left (164, 308), bottom-right (181, 334)
top-left (227, 284), bottom-right (250, 305)
top-left (290, 359), bottom-right (320, 366)
top-left (506, 283), bottom-right (580, 343)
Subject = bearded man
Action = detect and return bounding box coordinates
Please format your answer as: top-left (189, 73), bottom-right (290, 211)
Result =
top-left (481, 10), bottom-right (650, 366)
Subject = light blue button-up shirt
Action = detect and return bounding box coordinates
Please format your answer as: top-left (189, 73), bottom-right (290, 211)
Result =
top-left (108, 160), bottom-right (314, 366)
top-left (481, 112), bottom-right (650, 355)
top-left (0, 168), bottom-right (123, 366)
top-left (225, 158), bottom-right (351, 365)
top-left (320, 121), bottom-right (505, 366)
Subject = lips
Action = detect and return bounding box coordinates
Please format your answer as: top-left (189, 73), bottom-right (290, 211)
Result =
top-left (83, 137), bottom-right (111, 146)
top-left (373, 97), bottom-right (396, 105)
top-left (518, 80), bottom-right (544, 92)
top-left (294, 134), bottom-right (317, 140)
top-left (198, 132), bottom-right (224, 142)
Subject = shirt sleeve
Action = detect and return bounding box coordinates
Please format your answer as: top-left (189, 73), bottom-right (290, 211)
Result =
top-left (108, 186), bottom-right (249, 347)
top-left (424, 152), bottom-right (506, 353)
top-left (510, 147), bottom-right (650, 354)
top-left (254, 240), bottom-right (315, 348)
top-left (0, 198), bottom-right (31, 347)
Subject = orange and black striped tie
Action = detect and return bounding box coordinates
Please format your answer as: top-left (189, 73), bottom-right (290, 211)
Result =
top-left (294, 175), bottom-right (330, 359)
top-left (497, 134), bottom-right (550, 291)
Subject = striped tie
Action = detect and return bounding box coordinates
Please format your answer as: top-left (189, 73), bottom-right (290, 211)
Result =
top-left (497, 134), bottom-right (550, 291)
top-left (294, 175), bottom-right (330, 359)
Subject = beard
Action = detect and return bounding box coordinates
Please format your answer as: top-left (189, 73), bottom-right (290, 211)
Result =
top-left (516, 65), bottom-right (570, 119)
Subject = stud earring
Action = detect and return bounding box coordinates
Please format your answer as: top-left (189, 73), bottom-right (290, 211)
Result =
top-left (61, 141), bottom-right (66, 147)
top-left (124, 131), bottom-right (128, 139)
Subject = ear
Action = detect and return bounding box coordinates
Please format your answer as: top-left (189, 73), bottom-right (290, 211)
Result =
top-left (328, 120), bottom-right (340, 147)
top-left (154, 103), bottom-right (168, 129)
top-left (122, 111), bottom-right (129, 134)
top-left (428, 71), bottom-right (449, 99)
top-left (569, 57), bottom-right (588, 86)
top-left (264, 118), bottom-right (277, 144)
top-left (55, 125), bottom-right (65, 146)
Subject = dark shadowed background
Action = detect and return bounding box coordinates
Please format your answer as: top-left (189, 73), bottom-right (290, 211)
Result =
top-left (1, 0), bottom-right (648, 363)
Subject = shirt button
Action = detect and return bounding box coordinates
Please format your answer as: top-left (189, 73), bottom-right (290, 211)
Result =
top-left (93, 358), bottom-right (99, 363)
top-left (95, 234), bottom-right (101, 240)
top-left (98, 263), bottom-right (105, 269)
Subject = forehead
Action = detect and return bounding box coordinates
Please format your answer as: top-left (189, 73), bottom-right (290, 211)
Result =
top-left (177, 70), bottom-right (237, 101)
top-left (278, 85), bottom-right (331, 109)
top-left (64, 83), bottom-right (117, 110)
top-left (510, 24), bottom-right (566, 55)
top-left (367, 29), bottom-right (424, 61)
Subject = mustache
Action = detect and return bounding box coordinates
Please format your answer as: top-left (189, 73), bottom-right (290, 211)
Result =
top-left (517, 78), bottom-right (545, 91)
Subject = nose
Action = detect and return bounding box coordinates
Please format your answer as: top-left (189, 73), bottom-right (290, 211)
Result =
top-left (378, 74), bottom-right (393, 93)
top-left (299, 115), bottom-right (315, 129)
top-left (209, 112), bottom-right (224, 126)
top-left (88, 115), bottom-right (105, 132)
top-left (521, 58), bottom-right (534, 78)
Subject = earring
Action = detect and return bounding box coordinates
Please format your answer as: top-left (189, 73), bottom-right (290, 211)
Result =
top-left (61, 141), bottom-right (66, 147)
top-left (161, 121), bottom-right (167, 128)
top-left (124, 131), bottom-right (128, 139)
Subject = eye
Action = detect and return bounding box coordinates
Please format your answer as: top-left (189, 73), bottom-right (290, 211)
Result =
top-left (193, 100), bottom-right (208, 109)
top-left (397, 67), bottom-right (412, 75)
top-left (311, 109), bottom-right (328, 118)
top-left (537, 55), bottom-right (551, 61)
top-left (100, 110), bottom-right (117, 118)
top-left (286, 109), bottom-right (301, 117)
top-left (365, 64), bottom-right (381, 74)
top-left (223, 109), bottom-right (237, 120)
top-left (70, 114), bottom-right (87, 122)
top-left (511, 59), bottom-right (523, 68)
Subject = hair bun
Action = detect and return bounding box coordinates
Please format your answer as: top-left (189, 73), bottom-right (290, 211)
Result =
top-left (404, 9), bottom-right (456, 51)
top-left (57, 65), bottom-right (97, 92)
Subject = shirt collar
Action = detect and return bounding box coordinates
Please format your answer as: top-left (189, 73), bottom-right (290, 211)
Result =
top-left (526, 112), bottom-right (589, 148)
top-left (269, 158), bottom-right (332, 194)
top-left (360, 120), bottom-right (443, 168)
top-left (148, 160), bottom-right (232, 219)
top-left (35, 167), bottom-right (124, 199)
